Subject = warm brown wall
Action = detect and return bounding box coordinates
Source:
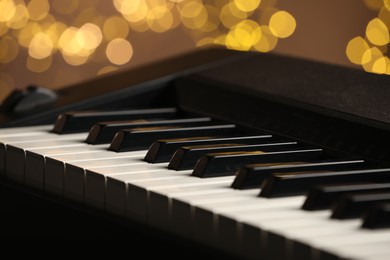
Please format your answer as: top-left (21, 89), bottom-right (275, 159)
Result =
top-left (0, 1), bottom-right (378, 102)
top-left (275, 0), bottom-right (377, 66)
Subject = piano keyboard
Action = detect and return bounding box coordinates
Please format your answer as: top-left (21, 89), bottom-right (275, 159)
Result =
top-left (1, 107), bottom-right (390, 260)
top-left (2, 48), bottom-right (390, 258)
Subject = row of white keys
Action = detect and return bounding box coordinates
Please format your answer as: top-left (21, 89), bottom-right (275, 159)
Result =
top-left (9, 129), bottom-right (362, 258)
top-left (0, 126), bottom-right (84, 177)
top-left (6, 126), bottom-right (389, 260)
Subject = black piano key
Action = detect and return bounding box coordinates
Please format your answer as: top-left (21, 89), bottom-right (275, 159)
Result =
top-left (85, 117), bottom-right (212, 144)
top-left (109, 124), bottom-right (237, 152)
top-left (232, 159), bottom-right (366, 190)
top-left (302, 182), bottom-right (390, 211)
top-left (144, 134), bottom-right (276, 163)
top-left (362, 203), bottom-right (390, 229)
top-left (168, 142), bottom-right (297, 171)
top-left (259, 168), bottom-right (390, 198)
top-left (191, 148), bottom-right (323, 178)
top-left (52, 107), bottom-right (177, 134)
top-left (331, 192), bottom-right (390, 219)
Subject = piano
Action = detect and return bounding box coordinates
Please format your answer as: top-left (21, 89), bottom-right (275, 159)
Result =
top-left (1, 47), bottom-right (390, 259)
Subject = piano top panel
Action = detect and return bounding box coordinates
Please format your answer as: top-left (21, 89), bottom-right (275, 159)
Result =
top-left (189, 51), bottom-right (390, 129)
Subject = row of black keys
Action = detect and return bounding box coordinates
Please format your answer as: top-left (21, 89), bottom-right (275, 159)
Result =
top-left (52, 107), bottom-right (390, 229)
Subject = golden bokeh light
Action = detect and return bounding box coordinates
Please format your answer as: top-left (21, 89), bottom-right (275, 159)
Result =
top-left (220, 2), bottom-right (248, 29)
top-left (0, 22), bottom-right (10, 37)
top-left (62, 52), bottom-right (90, 66)
top-left (17, 21), bottom-right (41, 47)
top-left (364, 0), bottom-right (384, 10)
top-left (27, 0), bottom-right (50, 21)
top-left (366, 18), bottom-right (389, 46)
top-left (198, 4), bottom-right (220, 32)
top-left (77, 23), bottom-right (103, 51)
top-left (362, 47), bottom-right (386, 73)
top-left (379, 7), bottom-right (390, 30)
top-left (253, 25), bottom-right (278, 52)
top-left (103, 16), bottom-right (129, 40)
top-left (28, 32), bottom-right (53, 59)
top-left (0, 0), bottom-right (16, 22)
top-left (269, 11), bottom-right (296, 38)
top-left (346, 37), bottom-right (371, 65)
top-left (234, 0), bottom-right (261, 12)
top-left (106, 38), bottom-right (133, 65)
top-left (0, 0), bottom-right (298, 74)
top-left (226, 19), bottom-right (261, 51)
top-left (0, 36), bottom-right (19, 63)
top-left (6, 3), bottom-right (29, 30)
top-left (347, 1), bottom-right (390, 74)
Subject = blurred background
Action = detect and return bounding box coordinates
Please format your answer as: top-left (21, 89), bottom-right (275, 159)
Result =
top-left (0, 0), bottom-right (387, 102)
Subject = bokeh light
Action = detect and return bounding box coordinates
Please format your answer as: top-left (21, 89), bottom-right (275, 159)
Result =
top-left (106, 38), bottom-right (133, 65)
top-left (347, 1), bottom-right (390, 74)
top-left (0, 0), bottom-right (298, 82)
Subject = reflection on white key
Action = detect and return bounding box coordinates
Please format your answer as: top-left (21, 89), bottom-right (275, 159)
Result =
top-left (358, 251), bottom-right (390, 260)
top-left (149, 186), bottom-right (253, 232)
top-left (1, 132), bottom-right (87, 143)
top-left (192, 194), bottom-right (304, 254)
top-left (171, 189), bottom-right (258, 240)
top-left (105, 173), bottom-right (233, 222)
top-left (85, 166), bottom-right (173, 210)
top-left (281, 219), bottom-right (359, 260)
top-left (309, 229), bottom-right (390, 260)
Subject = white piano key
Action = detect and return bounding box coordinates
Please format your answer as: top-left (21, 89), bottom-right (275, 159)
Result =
top-left (5, 138), bottom-right (89, 182)
top-left (44, 149), bottom-right (146, 196)
top-left (25, 144), bottom-right (107, 189)
top-left (0, 125), bottom-right (52, 176)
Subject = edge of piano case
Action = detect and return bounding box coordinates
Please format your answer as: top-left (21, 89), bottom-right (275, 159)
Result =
top-left (1, 46), bottom-right (390, 253)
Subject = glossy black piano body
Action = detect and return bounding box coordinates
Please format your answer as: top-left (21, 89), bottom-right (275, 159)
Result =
top-left (1, 47), bottom-right (390, 257)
